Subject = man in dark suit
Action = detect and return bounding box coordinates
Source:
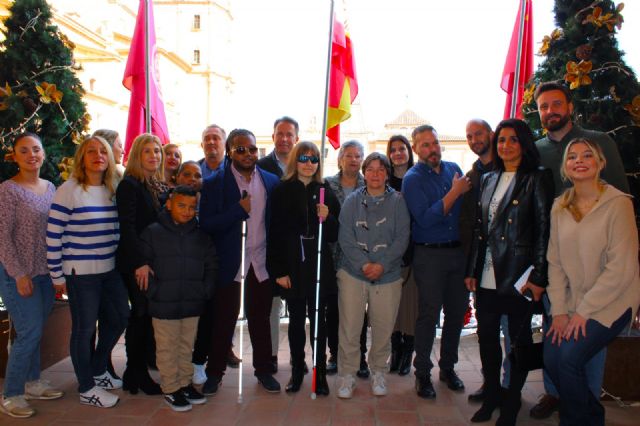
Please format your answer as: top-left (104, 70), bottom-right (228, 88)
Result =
top-left (257, 116), bottom-right (300, 177)
top-left (199, 129), bottom-right (281, 394)
top-left (256, 116), bottom-right (300, 373)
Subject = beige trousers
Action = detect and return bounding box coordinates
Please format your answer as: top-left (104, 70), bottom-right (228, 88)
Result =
top-left (337, 269), bottom-right (402, 376)
top-left (152, 316), bottom-right (199, 394)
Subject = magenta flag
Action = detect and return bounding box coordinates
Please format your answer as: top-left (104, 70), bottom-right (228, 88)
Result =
top-left (501, 0), bottom-right (534, 119)
top-left (122, 0), bottom-right (169, 161)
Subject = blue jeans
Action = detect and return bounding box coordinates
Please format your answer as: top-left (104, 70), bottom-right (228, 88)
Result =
top-left (500, 315), bottom-right (511, 388)
top-left (66, 269), bottom-right (129, 393)
top-left (544, 309), bottom-right (631, 426)
top-left (0, 263), bottom-right (55, 398)
top-left (542, 295), bottom-right (605, 398)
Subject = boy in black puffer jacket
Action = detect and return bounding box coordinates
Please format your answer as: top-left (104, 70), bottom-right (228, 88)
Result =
top-left (137, 186), bottom-right (217, 412)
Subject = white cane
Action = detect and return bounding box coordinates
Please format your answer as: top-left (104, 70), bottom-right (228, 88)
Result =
top-left (311, 187), bottom-right (325, 399)
top-left (238, 191), bottom-right (248, 404)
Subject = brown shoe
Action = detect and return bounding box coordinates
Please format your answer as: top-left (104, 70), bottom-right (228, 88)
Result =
top-left (529, 394), bottom-right (559, 419)
top-left (227, 349), bottom-right (241, 368)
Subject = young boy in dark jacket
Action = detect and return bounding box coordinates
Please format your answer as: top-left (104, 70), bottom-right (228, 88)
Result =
top-left (137, 186), bottom-right (217, 411)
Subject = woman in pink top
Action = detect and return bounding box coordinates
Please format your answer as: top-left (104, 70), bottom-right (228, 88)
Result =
top-left (0, 133), bottom-right (63, 418)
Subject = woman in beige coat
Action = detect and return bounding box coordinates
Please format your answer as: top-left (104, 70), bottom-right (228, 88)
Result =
top-left (544, 137), bottom-right (640, 426)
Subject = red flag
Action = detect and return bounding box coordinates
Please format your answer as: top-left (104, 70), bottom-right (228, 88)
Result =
top-left (122, 0), bottom-right (170, 161)
top-left (501, 0), bottom-right (534, 119)
top-left (326, 16), bottom-right (358, 149)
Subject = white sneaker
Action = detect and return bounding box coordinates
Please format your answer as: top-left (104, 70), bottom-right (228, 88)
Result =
top-left (337, 374), bottom-right (356, 399)
top-left (93, 371), bottom-right (122, 390)
top-left (79, 386), bottom-right (119, 408)
top-left (1, 395), bottom-right (35, 418)
top-left (371, 372), bottom-right (387, 396)
top-left (192, 363), bottom-right (207, 385)
top-left (25, 379), bottom-right (64, 400)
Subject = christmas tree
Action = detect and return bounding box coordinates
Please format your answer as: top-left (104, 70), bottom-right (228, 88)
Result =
top-left (0, 0), bottom-right (89, 184)
top-left (523, 0), bottom-right (640, 176)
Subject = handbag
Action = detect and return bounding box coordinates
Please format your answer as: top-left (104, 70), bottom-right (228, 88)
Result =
top-left (508, 299), bottom-right (545, 372)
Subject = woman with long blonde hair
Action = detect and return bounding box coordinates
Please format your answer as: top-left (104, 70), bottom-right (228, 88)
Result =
top-left (116, 133), bottom-right (167, 395)
top-left (545, 138), bottom-right (640, 426)
top-left (46, 136), bottom-right (129, 408)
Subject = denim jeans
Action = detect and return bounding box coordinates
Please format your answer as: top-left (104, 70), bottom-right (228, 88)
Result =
top-left (0, 263), bottom-right (54, 398)
top-left (544, 309), bottom-right (631, 426)
top-left (500, 315), bottom-right (511, 388)
top-left (66, 269), bottom-right (129, 393)
top-left (542, 295), bottom-right (605, 398)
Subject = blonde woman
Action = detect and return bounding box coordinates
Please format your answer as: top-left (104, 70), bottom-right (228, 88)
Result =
top-left (545, 138), bottom-right (640, 426)
top-left (92, 129), bottom-right (124, 177)
top-left (0, 133), bottom-right (62, 418)
top-left (116, 133), bottom-right (167, 395)
top-left (46, 136), bottom-right (129, 408)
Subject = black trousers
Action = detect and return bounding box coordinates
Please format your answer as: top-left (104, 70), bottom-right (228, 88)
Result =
top-left (287, 296), bottom-right (327, 367)
top-left (476, 288), bottom-right (532, 402)
top-left (122, 273), bottom-right (156, 372)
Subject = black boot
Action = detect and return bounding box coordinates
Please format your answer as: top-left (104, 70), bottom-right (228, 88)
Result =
top-left (398, 334), bottom-right (414, 376)
top-left (122, 367), bottom-right (138, 395)
top-left (389, 332), bottom-right (402, 373)
top-left (356, 353), bottom-right (370, 379)
top-left (285, 364), bottom-right (304, 393)
top-left (496, 390), bottom-right (522, 426)
top-left (470, 385), bottom-right (501, 423)
top-left (315, 364), bottom-right (330, 396)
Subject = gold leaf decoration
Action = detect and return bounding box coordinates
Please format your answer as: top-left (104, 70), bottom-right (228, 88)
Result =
top-left (564, 60), bottom-right (593, 90)
top-left (36, 82), bottom-right (63, 104)
top-left (623, 95), bottom-right (640, 125)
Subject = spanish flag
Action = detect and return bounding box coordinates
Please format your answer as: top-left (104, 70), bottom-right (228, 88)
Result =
top-left (326, 16), bottom-right (358, 149)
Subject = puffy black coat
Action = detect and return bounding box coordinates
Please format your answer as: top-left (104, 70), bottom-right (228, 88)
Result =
top-left (267, 179), bottom-right (340, 299)
top-left (466, 167), bottom-right (554, 296)
top-left (141, 210), bottom-right (217, 319)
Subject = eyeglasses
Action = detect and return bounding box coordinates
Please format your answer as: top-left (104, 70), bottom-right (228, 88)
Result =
top-left (297, 155), bottom-right (319, 164)
top-left (231, 146), bottom-right (258, 155)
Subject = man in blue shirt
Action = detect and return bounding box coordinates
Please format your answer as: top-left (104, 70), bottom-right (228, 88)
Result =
top-left (402, 125), bottom-right (471, 399)
top-left (198, 124), bottom-right (226, 180)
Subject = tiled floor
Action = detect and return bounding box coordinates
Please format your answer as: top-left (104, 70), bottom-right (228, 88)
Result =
top-left (1, 325), bottom-right (637, 425)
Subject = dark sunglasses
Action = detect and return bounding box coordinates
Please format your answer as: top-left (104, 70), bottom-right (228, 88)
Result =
top-left (231, 146), bottom-right (258, 155)
top-left (297, 155), bottom-right (319, 164)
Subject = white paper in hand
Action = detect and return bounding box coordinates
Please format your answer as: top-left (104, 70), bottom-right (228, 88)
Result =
top-left (513, 265), bottom-right (534, 301)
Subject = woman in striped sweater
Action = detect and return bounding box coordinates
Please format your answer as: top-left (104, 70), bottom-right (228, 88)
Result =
top-left (46, 136), bottom-right (130, 408)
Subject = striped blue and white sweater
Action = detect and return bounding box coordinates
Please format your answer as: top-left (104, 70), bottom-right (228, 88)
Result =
top-left (46, 178), bottom-right (119, 284)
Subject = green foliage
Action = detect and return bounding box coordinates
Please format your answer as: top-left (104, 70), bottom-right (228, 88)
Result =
top-left (0, 0), bottom-right (89, 185)
top-left (523, 0), bottom-right (640, 173)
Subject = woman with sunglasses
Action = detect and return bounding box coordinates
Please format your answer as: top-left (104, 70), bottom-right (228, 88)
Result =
top-left (267, 142), bottom-right (340, 396)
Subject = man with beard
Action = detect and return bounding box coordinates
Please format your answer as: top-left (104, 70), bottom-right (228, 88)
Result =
top-left (402, 125), bottom-right (472, 399)
top-left (198, 124), bottom-right (227, 180)
top-left (199, 129), bottom-right (281, 395)
top-left (529, 82), bottom-right (629, 420)
top-left (534, 82), bottom-right (629, 194)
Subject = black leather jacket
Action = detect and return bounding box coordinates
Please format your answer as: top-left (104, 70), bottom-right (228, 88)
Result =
top-left (466, 167), bottom-right (554, 295)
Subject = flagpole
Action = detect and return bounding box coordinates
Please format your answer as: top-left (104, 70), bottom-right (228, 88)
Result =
top-left (319, 0), bottom-right (335, 163)
top-left (144, 0), bottom-right (152, 132)
top-left (510, 0), bottom-right (527, 118)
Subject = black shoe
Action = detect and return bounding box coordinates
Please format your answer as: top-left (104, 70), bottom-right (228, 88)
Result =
top-left (202, 375), bottom-right (221, 396)
top-left (356, 358), bottom-right (370, 379)
top-left (529, 393), bottom-right (559, 419)
top-left (164, 390), bottom-right (192, 412)
top-left (181, 384), bottom-right (206, 405)
top-left (415, 375), bottom-right (436, 399)
top-left (257, 374), bottom-right (281, 393)
top-left (138, 371), bottom-right (162, 395)
top-left (439, 368), bottom-right (465, 391)
top-left (398, 351), bottom-right (412, 376)
top-left (468, 384), bottom-right (485, 403)
top-left (326, 355), bottom-right (338, 375)
top-left (122, 368), bottom-right (138, 395)
top-left (285, 366), bottom-right (304, 393)
top-left (497, 396), bottom-right (522, 426)
top-left (227, 349), bottom-right (240, 369)
top-left (270, 356), bottom-right (278, 374)
top-left (470, 398), bottom-right (500, 422)
top-left (315, 365), bottom-right (330, 396)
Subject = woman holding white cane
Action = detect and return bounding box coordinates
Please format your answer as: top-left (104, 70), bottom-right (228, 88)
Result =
top-left (267, 141), bottom-right (340, 396)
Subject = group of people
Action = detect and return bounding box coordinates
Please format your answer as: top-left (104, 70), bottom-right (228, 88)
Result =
top-left (1, 81), bottom-right (638, 426)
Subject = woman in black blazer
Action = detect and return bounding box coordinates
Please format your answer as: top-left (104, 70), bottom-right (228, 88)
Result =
top-left (464, 119), bottom-right (554, 425)
top-left (116, 133), bottom-right (168, 395)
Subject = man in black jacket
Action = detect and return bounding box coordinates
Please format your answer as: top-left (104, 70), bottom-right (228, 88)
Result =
top-left (257, 116), bottom-right (300, 373)
top-left (138, 186), bottom-right (218, 412)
